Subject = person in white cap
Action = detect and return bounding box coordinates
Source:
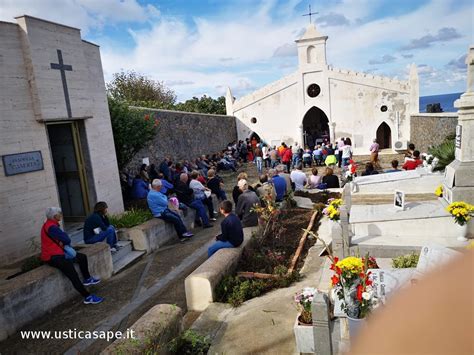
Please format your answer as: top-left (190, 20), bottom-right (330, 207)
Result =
top-left (235, 179), bottom-right (260, 227)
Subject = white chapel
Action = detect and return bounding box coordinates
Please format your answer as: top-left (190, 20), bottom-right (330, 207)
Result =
top-left (226, 23), bottom-right (420, 154)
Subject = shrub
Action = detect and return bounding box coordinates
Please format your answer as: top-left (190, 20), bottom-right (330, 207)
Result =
top-left (428, 139), bottom-right (455, 171)
top-left (109, 208), bottom-right (153, 228)
top-left (168, 330), bottom-right (211, 354)
top-left (392, 253), bottom-right (420, 268)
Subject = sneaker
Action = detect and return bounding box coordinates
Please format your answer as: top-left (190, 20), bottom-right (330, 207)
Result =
top-left (203, 224), bottom-right (214, 229)
top-left (213, 211), bottom-right (219, 217)
top-left (210, 218), bottom-right (217, 222)
top-left (83, 277), bottom-right (101, 286)
top-left (110, 247), bottom-right (117, 254)
top-left (84, 294), bottom-right (104, 305)
top-left (182, 232), bottom-right (194, 238)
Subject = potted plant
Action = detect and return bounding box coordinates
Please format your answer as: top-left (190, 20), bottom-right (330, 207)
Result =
top-left (446, 201), bottom-right (474, 241)
top-left (293, 287), bottom-right (319, 353)
top-left (330, 255), bottom-right (379, 339)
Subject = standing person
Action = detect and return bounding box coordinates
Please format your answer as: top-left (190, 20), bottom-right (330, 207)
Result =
top-left (281, 144), bottom-right (293, 174)
top-left (239, 141), bottom-right (248, 163)
top-left (269, 146), bottom-right (278, 168)
top-left (341, 138), bottom-right (353, 168)
top-left (148, 164), bottom-right (159, 182)
top-left (262, 143), bottom-right (270, 168)
top-left (290, 164), bottom-right (308, 191)
top-left (369, 139), bottom-right (381, 169)
top-left (322, 167), bottom-right (340, 188)
top-left (139, 164), bottom-right (149, 182)
top-left (207, 200), bottom-right (244, 258)
top-left (41, 207), bottom-right (103, 304)
top-left (235, 180), bottom-right (260, 227)
top-left (147, 179), bottom-right (194, 240)
top-left (251, 136), bottom-right (258, 153)
top-left (254, 146), bottom-right (263, 174)
top-left (83, 202), bottom-right (119, 252)
top-left (337, 137), bottom-right (345, 168)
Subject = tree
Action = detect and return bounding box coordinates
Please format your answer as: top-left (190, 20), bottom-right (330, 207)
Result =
top-left (108, 97), bottom-right (158, 169)
top-left (107, 70), bottom-right (176, 109)
top-left (174, 95), bottom-right (226, 115)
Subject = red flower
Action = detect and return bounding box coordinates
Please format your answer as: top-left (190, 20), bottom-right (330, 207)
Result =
top-left (356, 284), bottom-right (363, 301)
top-left (144, 114), bottom-right (150, 121)
top-left (366, 278), bottom-right (373, 286)
top-left (331, 275), bottom-right (340, 286)
top-left (153, 119), bottom-right (159, 127)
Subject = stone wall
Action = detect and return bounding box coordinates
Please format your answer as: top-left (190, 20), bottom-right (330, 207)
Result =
top-left (410, 113), bottom-right (458, 152)
top-left (126, 108), bottom-right (237, 171)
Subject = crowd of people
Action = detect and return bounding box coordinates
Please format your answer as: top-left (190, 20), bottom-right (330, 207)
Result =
top-left (39, 136), bottom-right (427, 306)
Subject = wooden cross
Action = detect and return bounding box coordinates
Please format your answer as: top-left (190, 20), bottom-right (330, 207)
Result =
top-left (302, 4), bottom-right (318, 24)
top-left (50, 49), bottom-right (73, 118)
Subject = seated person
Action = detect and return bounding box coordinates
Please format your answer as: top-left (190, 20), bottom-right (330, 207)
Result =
top-left (147, 179), bottom-right (193, 240)
top-left (404, 143), bottom-right (416, 162)
top-left (361, 162), bottom-right (379, 176)
top-left (322, 167), bottom-right (340, 188)
top-left (269, 168), bottom-right (287, 202)
top-left (208, 200), bottom-right (244, 258)
top-left (131, 175), bottom-right (149, 199)
top-left (276, 165), bottom-right (293, 192)
top-left (235, 179), bottom-right (260, 227)
top-left (41, 207), bottom-right (103, 304)
top-left (302, 148), bottom-right (312, 168)
top-left (83, 201), bottom-right (119, 252)
top-left (385, 159), bottom-right (401, 173)
top-left (402, 150), bottom-right (423, 170)
top-left (325, 154), bottom-right (338, 167)
top-left (313, 146), bottom-right (323, 166)
top-left (175, 173), bottom-right (213, 228)
top-left (207, 169), bottom-right (227, 201)
top-left (307, 167), bottom-right (321, 189)
top-left (189, 171), bottom-right (216, 220)
top-left (232, 172), bottom-right (249, 204)
top-left (290, 164), bottom-right (307, 191)
top-left (256, 174), bottom-right (276, 203)
top-left (158, 173), bottom-right (174, 195)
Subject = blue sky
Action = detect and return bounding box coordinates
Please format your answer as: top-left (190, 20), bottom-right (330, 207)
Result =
top-left (1, 0), bottom-right (472, 101)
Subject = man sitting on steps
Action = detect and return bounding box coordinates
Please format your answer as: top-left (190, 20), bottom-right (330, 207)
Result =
top-left (147, 179), bottom-right (193, 241)
top-left (208, 200), bottom-right (244, 257)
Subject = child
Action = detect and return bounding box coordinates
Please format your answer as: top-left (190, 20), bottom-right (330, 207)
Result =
top-left (207, 200), bottom-right (244, 257)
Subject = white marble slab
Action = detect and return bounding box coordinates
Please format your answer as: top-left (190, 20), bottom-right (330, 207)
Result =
top-left (294, 196), bottom-right (314, 209)
top-left (354, 174), bottom-right (444, 195)
top-left (354, 170), bottom-right (420, 185)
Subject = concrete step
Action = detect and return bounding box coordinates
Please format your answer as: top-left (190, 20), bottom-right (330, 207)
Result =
top-left (350, 234), bottom-right (469, 257)
top-left (112, 250), bottom-right (145, 274)
top-left (111, 240), bottom-right (133, 264)
top-left (349, 201), bottom-right (466, 238)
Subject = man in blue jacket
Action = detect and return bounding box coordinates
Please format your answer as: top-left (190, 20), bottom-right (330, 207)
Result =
top-left (208, 200), bottom-right (243, 257)
top-left (268, 168), bottom-right (287, 202)
top-left (147, 179), bottom-right (193, 240)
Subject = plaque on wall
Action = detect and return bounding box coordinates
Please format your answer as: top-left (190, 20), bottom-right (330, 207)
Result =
top-left (455, 125), bottom-right (462, 148)
top-left (2, 151), bottom-right (44, 176)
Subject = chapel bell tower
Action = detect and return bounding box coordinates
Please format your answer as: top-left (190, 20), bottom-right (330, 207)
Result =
top-left (295, 23), bottom-right (328, 71)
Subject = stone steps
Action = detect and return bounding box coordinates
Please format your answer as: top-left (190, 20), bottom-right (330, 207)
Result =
top-left (113, 250), bottom-right (145, 274)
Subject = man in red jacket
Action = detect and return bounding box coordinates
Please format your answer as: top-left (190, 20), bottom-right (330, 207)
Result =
top-left (281, 143), bottom-right (293, 173)
top-left (41, 207), bottom-right (103, 304)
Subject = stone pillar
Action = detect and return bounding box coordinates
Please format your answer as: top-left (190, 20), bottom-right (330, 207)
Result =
top-left (312, 293), bottom-right (333, 355)
top-left (443, 46), bottom-right (474, 206)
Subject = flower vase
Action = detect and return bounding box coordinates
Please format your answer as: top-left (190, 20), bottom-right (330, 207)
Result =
top-left (456, 223), bottom-right (468, 242)
top-left (347, 315), bottom-right (366, 340)
top-left (293, 316), bottom-right (315, 353)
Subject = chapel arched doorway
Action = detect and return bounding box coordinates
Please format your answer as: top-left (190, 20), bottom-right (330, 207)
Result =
top-left (302, 106), bottom-right (330, 149)
top-left (376, 122), bottom-right (392, 149)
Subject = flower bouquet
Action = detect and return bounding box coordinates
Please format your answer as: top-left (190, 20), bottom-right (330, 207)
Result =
top-left (330, 255), bottom-right (379, 319)
top-left (344, 160), bottom-right (358, 182)
top-left (323, 198), bottom-right (343, 221)
top-left (294, 287), bottom-right (319, 325)
top-left (446, 201), bottom-right (474, 226)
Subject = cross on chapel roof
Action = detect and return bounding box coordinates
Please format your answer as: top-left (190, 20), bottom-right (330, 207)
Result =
top-left (302, 4), bottom-right (318, 24)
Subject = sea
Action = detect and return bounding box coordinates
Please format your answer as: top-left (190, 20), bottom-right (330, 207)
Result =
top-left (419, 92), bottom-right (463, 113)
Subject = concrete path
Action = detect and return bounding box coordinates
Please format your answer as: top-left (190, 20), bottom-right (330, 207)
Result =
top-left (195, 244), bottom-right (326, 355)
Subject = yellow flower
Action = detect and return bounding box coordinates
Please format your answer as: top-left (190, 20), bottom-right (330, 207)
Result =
top-left (434, 185), bottom-right (443, 197)
top-left (336, 257), bottom-right (363, 273)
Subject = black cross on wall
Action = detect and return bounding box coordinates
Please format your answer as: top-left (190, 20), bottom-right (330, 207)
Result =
top-left (50, 49), bottom-right (73, 118)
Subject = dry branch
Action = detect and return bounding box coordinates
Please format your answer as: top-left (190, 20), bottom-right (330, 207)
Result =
top-left (287, 211), bottom-right (319, 274)
top-left (237, 271), bottom-right (280, 279)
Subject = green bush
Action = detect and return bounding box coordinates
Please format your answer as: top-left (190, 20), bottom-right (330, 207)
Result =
top-left (168, 330), bottom-right (211, 354)
top-left (392, 253), bottom-right (420, 268)
top-left (109, 208), bottom-right (153, 228)
top-left (429, 139), bottom-right (455, 171)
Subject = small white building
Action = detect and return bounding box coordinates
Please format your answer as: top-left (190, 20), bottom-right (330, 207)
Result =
top-left (226, 24), bottom-right (420, 154)
top-left (0, 16), bottom-right (124, 266)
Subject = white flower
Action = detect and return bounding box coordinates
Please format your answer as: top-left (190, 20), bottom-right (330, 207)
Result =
top-left (362, 292), bottom-right (372, 300)
top-left (365, 285), bottom-right (373, 292)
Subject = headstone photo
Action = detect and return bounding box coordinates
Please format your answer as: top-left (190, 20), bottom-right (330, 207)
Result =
top-left (394, 190), bottom-right (405, 210)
